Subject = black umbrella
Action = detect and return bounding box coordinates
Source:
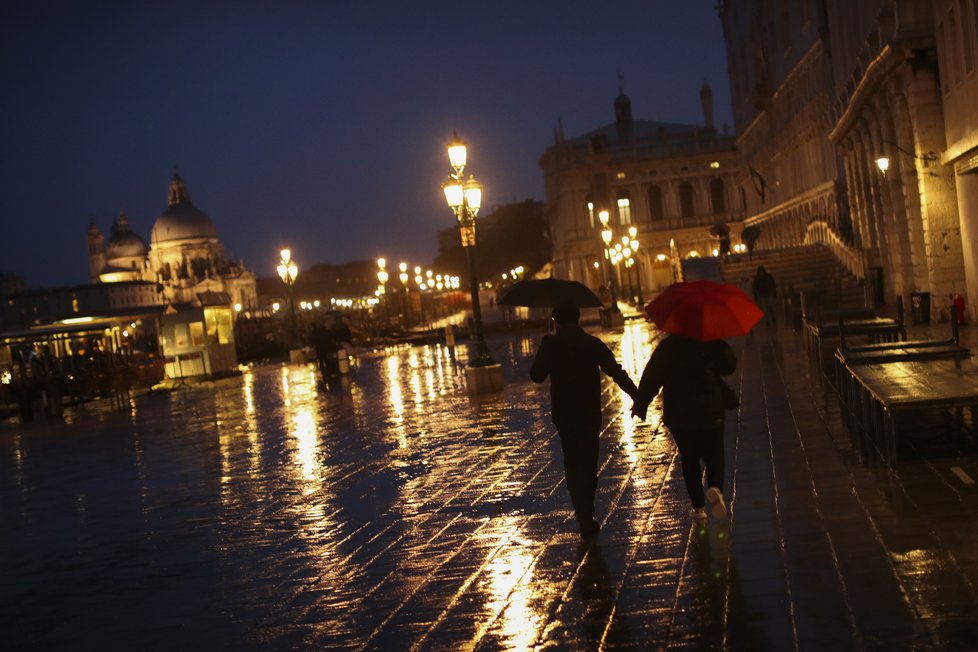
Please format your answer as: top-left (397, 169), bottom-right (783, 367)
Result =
top-left (709, 222), bottom-right (730, 237)
top-left (496, 279), bottom-right (603, 308)
top-left (741, 225), bottom-right (761, 243)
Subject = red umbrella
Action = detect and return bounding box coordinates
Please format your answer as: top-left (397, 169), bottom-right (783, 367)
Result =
top-left (645, 280), bottom-right (763, 341)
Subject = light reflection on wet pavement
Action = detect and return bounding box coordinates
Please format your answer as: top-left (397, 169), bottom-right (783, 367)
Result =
top-left (2, 321), bottom-right (978, 650)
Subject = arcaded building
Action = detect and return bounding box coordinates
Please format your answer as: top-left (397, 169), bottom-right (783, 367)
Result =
top-left (719, 0), bottom-right (978, 318)
top-left (539, 87), bottom-right (743, 296)
top-left (86, 174), bottom-right (257, 311)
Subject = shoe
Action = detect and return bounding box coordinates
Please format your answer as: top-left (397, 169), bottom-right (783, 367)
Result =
top-left (706, 487), bottom-right (727, 519)
top-left (578, 518), bottom-right (600, 538)
top-left (690, 507), bottom-right (707, 522)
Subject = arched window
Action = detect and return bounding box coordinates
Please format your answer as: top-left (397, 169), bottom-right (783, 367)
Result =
top-left (616, 190), bottom-right (632, 225)
top-left (710, 178), bottom-right (726, 214)
top-left (679, 182), bottom-right (694, 218)
top-left (647, 185), bottom-right (664, 223)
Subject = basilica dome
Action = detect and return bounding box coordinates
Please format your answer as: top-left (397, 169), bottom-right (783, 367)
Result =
top-left (150, 174), bottom-right (218, 244)
top-left (105, 211), bottom-right (148, 260)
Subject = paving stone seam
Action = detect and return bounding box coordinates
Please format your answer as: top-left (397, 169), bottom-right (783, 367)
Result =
top-left (782, 334), bottom-right (944, 649)
top-left (763, 338), bottom-right (865, 651)
top-left (466, 387), bottom-right (665, 650)
top-left (594, 423), bottom-right (681, 649)
top-left (736, 336), bottom-right (799, 650)
top-left (536, 434), bottom-right (681, 650)
top-left (383, 380), bottom-right (628, 649)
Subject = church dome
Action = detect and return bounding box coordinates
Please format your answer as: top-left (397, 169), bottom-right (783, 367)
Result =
top-left (105, 211), bottom-right (148, 259)
top-left (150, 174), bottom-right (218, 244)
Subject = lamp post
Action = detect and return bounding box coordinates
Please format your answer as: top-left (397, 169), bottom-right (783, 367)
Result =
top-left (276, 248), bottom-right (299, 347)
top-left (614, 241), bottom-right (627, 301)
top-left (628, 226), bottom-right (643, 304)
top-left (398, 262), bottom-right (410, 329)
top-left (443, 132), bottom-right (496, 368)
top-left (414, 272), bottom-right (428, 327)
top-left (377, 258), bottom-right (390, 329)
top-left (598, 210), bottom-right (620, 312)
top-left (612, 243), bottom-right (629, 301)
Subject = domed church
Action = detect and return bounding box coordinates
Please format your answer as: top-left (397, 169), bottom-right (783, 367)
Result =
top-left (86, 173), bottom-right (257, 310)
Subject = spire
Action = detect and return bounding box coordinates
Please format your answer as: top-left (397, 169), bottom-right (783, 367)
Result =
top-left (614, 74), bottom-right (632, 141)
top-left (87, 217), bottom-right (101, 236)
top-left (700, 80), bottom-right (714, 128)
top-left (111, 210), bottom-right (131, 236)
top-left (167, 172), bottom-right (193, 207)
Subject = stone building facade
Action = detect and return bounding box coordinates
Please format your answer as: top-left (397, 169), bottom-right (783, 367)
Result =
top-left (934, 0), bottom-right (978, 316)
top-left (86, 174), bottom-right (257, 311)
top-left (539, 88), bottom-right (743, 297)
top-left (719, 0), bottom-right (978, 319)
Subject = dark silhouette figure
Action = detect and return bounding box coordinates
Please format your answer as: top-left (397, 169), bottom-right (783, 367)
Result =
top-left (309, 321), bottom-right (337, 381)
top-left (718, 235), bottom-right (731, 261)
top-left (531, 303), bottom-right (638, 537)
top-left (632, 334), bottom-right (737, 522)
top-left (328, 313), bottom-right (354, 374)
top-left (752, 265), bottom-right (778, 327)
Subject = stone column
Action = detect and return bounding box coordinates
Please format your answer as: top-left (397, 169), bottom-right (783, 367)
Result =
top-left (663, 180), bottom-right (679, 228)
top-left (887, 79), bottom-right (929, 295)
top-left (841, 141), bottom-right (865, 248)
top-left (901, 56), bottom-right (965, 318)
top-left (955, 173), bottom-right (978, 316)
top-left (856, 121), bottom-right (890, 273)
top-left (874, 93), bottom-right (915, 302)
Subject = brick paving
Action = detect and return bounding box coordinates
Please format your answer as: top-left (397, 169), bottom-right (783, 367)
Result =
top-left (2, 320), bottom-right (978, 650)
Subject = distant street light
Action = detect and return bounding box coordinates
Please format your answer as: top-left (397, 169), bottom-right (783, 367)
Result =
top-left (377, 258), bottom-right (390, 328)
top-left (598, 210), bottom-right (620, 313)
top-left (276, 248), bottom-right (299, 347)
top-left (399, 262), bottom-right (410, 328)
top-left (628, 227), bottom-right (643, 304)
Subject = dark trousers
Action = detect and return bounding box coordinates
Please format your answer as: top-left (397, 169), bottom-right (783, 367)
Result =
top-left (670, 422), bottom-right (725, 508)
top-left (556, 421), bottom-right (600, 523)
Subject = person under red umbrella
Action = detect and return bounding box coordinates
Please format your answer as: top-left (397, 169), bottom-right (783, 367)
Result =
top-left (631, 280), bottom-right (759, 523)
top-left (631, 334), bottom-right (737, 523)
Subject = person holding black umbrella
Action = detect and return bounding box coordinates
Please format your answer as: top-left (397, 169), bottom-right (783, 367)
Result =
top-left (530, 301), bottom-right (638, 538)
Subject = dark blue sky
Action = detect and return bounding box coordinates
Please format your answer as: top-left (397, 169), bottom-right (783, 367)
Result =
top-left (1, 1), bottom-right (732, 288)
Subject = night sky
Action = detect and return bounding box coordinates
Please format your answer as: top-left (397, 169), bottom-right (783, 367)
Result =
top-left (1, 1), bottom-right (732, 289)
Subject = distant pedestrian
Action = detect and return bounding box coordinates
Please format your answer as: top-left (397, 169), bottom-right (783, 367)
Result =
top-left (309, 320), bottom-right (337, 381)
top-left (752, 266), bottom-right (778, 327)
top-left (531, 302), bottom-right (638, 538)
top-left (632, 333), bottom-right (737, 523)
top-left (327, 313), bottom-right (354, 373)
top-left (718, 235), bottom-right (731, 261)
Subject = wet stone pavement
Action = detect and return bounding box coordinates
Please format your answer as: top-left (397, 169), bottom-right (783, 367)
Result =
top-left (2, 320), bottom-right (978, 650)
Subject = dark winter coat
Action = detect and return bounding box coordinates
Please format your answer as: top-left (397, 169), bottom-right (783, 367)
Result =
top-left (633, 334), bottom-right (737, 431)
top-left (309, 324), bottom-right (337, 358)
top-left (753, 272), bottom-right (777, 299)
top-left (530, 326), bottom-right (638, 431)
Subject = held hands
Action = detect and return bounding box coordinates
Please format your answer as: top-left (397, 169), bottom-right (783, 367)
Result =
top-left (628, 392), bottom-right (647, 421)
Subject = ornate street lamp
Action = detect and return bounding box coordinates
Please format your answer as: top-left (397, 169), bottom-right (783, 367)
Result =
top-left (442, 132), bottom-right (498, 373)
top-left (276, 248), bottom-right (299, 347)
top-left (598, 210), bottom-right (620, 313)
